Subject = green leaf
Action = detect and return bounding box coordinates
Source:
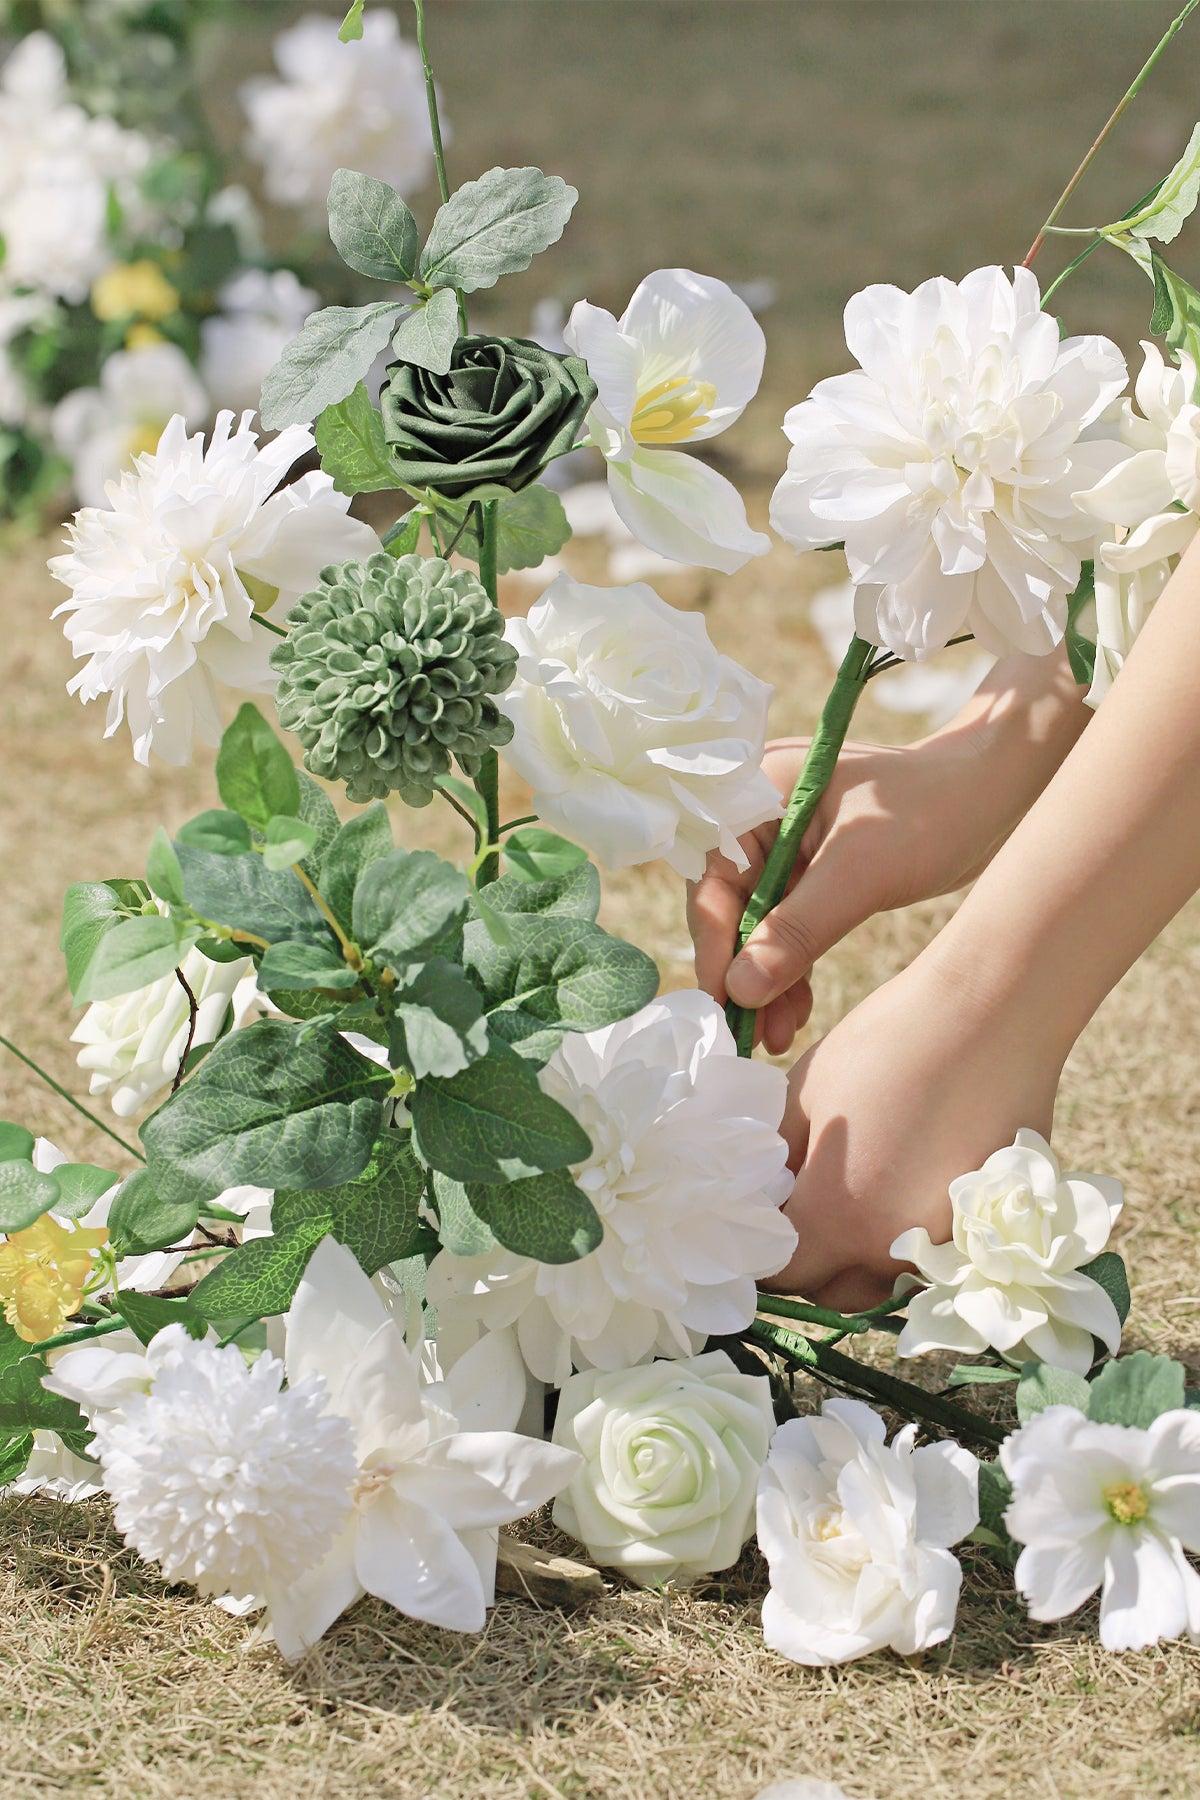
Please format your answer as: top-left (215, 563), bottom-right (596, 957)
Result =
top-left (315, 381), bottom-right (397, 496)
top-left (352, 848), bottom-right (471, 967)
top-left (466, 1166), bottom-right (602, 1263)
top-left (430, 1171), bottom-right (498, 1256)
top-left (258, 938), bottom-right (359, 992)
top-left (971, 1462), bottom-right (1018, 1565)
top-left (1120, 244), bottom-right (1200, 398)
top-left (262, 814), bottom-right (318, 873)
top-left (1015, 1360), bottom-right (1091, 1424)
top-left (48, 1163), bottom-right (117, 1219)
top-left (1109, 122), bottom-right (1200, 244)
top-left (464, 913), bottom-right (658, 1054)
top-left (411, 1034), bottom-right (591, 1184)
top-left (327, 167), bottom-right (419, 283)
top-left (142, 1020), bottom-right (389, 1208)
top-left (947, 1364), bottom-right (1021, 1388)
top-left (0, 1431), bottom-right (32, 1485)
top-left (0, 1321), bottom-right (29, 1374)
top-left (117, 1290), bottom-right (204, 1346)
top-left (295, 773), bottom-right (341, 876)
top-left (73, 913), bottom-right (199, 1006)
top-left (419, 166), bottom-right (578, 294)
top-left (190, 1217), bottom-right (331, 1321)
top-left (61, 880), bottom-right (145, 998)
top-left (0, 1123), bottom-right (34, 1164)
top-left (174, 841), bottom-right (324, 944)
top-left (1079, 1250), bottom-right (1131, 1326)
top-left (259, 301), bottom-right (404, 431)
top-left (145, 828), bottom-right (185, 907)
top-left (0, 1357), bottom-right (87, 1436)
top-left (1065, 561), bottom-right (1097, 689)
top-left (106, 1168), bottom-right (199, 1257)
top-left (320, 804), bottom-right (394, 931)
top-left (391, 959), bottom-right (489, 1079)
top-left (383, 510), bottom-right (423, 557)
top-left (390, 287), bottom-right (460, 375)
top-left (175, 809), bottom-right (253, 856)
top-left (216, 703), bottom-right (300, 832)
top-left (273, 1130), bottom-right (427, 1272)
top-left (0, 1160), bottom-right (60, 1233)
top-left (436, 485), bottom-right (571, 573)
top-left (488, 857), bottom-right (599, 920)
top-left (503, 828), bottom-right (590, 885)
top-left (1087, 1350), bottom-right (1185, 1428)
top-left (338, 0), bottom-right (365, 41)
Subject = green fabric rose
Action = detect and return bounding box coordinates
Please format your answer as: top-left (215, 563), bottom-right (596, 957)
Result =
top-left (379, 334), bottom-right (596, 499)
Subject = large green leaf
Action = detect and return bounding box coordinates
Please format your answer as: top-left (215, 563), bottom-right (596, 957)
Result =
top-left (320, 803), bottom-right (393, 931)
top-left (391, 287), bottom-right (460, 375)
top-left (411, 1035), bottom-right (591, 1184)
top-left (466, 1167), bottom-right (602, 1263)
top-left (189, 1217), bottom-right (331, 1321)
top-left (73, 912), bottom-right (199, 1006)
top-left (435, 484), bottom-right (571, 573)
top-left (1087, 1350), bottom-right (1185, 1428)
top-left (0, 1160), bottom-right (60, 1233)
top-left (174, 841), bottom-right (324, 944)
top-left (315, 382), bottom-right (397, 496)
top-left (216, 703), bottom-right (300, 831)
top-left (352, 848), bottom-right (471, 967)
top-left (175, 809), bottom-right (253, 856)
top-left (0, 1123), bottom-right (34, 1164)
top-left (390, 959), bottom-right (489, 1079)
top-left (257, 939), bottom-right (360, 993)
top-left (485, 859), bottom-right (599, 922)
top-left (295, 773), bottom-right (341, 878)
top-left (142, 1020), bottom-right (389, 1208)
top-left (259, 301), bottom-right (404, 431)
top-left (0, 1321), bottom-right (29, 1374)
top-left (327, 167), bottom-right (419, 282)
top-left (430, 1171), bottom-right (498, 1256)
top-left (106, 1168), bottom-right (200, 1257)
top-left (1015, 1361), bottom-right (1091, 1424)
top-left (502, 829), bottom-right (590, 886)
top-left (419, 166), bottom-right (577, 294)
top-left (0, 1357), bottom-right (87, 1436)
top-left (1079, 1250), bottom-right (1131, 1326)
top-left (464, 913), bottom-right (658, 1052)
top-left (117, 1291), bottom-right (205, 1346)
top-left (1107, 122), bottom-right (1200, 244)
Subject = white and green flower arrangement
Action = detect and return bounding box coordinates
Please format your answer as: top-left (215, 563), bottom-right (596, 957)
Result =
top-left (2, 0), bottom-right (1200, 1668)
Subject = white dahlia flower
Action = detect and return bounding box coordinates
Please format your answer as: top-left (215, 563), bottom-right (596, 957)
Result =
top-left (757, 1398), bottom-right (979, 1666)
top-left (564, 268), bottom-right (769, 573)
top-left (427, 992), bottom-right (797, 1388)
top-left (201, 269), bottom-right (320, 417)
top-left (1002, 1403), bottom-right (1200, 1652)
top-left (808, 579), bottom-right (993, 727)
top-left (892, 1128), bottom-right (1124, 1377)
top-left (52, 344), bottom-right (208, 509)
top-left (500, 573), bottom-right (781, 878)
top-left (770, 266), bottom-right (1128, 659)
top-left (241, 10), bottom-right (435, 214)
top-left (48, 410), bottom-right (381, 765)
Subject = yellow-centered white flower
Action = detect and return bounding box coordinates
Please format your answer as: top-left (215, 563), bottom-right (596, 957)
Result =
top-left (52, 344), bottom-right (209, 509)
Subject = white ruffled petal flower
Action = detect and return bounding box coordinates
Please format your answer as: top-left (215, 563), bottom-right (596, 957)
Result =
top-left (48, 409), bottom-right (381, 766)
top-left (1001, 1403), bottom-right (1200, 1652)
top-left (427, 992), bottom-right (797, 1388)
top-left (1, 1430), bottom-right (103, 1503)
top-left (892, 1128), bottom-right (1124, 1377)
top-left (564, 269), bottom-right (769, 573)
top-left (757, 1397), bottom-right (979, 1666)
top-left (499, 573), bottom-right (781, 878)
top-left (551, 1351), bottom-right (776, 1588)
top-left (771, 266), bottom-right (1128, 660)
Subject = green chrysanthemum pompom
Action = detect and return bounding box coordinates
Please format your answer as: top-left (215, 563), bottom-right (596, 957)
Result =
top-left (271, 552), bottom-right (517, 805)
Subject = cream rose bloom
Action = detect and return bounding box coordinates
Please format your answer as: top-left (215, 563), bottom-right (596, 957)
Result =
top-left (551, 1351), bottom-right (775, 1587)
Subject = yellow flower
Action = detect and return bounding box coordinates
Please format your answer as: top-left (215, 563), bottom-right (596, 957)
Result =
top-left (0, 1216), bottom-right (109, 1344)
top-left (124, 322), bottom-right (166, 351)
top-left (91, 260), bottom-right (179, 325)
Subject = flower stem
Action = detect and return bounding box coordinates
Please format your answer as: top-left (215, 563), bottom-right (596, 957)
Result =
top-left (0, 1032), bottom-right (143, 1162)
top-left (28, 1313), bottom-right (131, 1356)
top-left (473, 499), bottom-right (502, 886)
top-left (756, 1289), bottom-right (908, 1335)
top-left (726, 635), bottom-right (875, 1056)
top-left (1022, 0), bottom-right (1200, 269)
top-left (411, 0), bottom-right (469, 339)
top-left (250, 610), bottom-right (286, 639)
top-left (291, 863), bottom-right (360, 965)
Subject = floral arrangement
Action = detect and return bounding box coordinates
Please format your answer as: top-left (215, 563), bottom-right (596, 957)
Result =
top-left (2, 0), bottom-right (1200, 1671)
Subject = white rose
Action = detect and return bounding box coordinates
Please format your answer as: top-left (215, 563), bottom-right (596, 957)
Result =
top-left (500, 573), bottom-right (781, 878)
top-left (757, 1398), bottom-right (979, 1666)
top-left (551, 1351), bottom-right (776, 1587)
top-left (892, 1128), bottom-right (1124, 1376)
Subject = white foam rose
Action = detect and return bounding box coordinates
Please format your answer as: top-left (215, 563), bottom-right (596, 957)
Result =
top-left (500, 573), bottom-right (781, 879)
top-left (757, 1398), bottom-right (979, 1666)
top-left (891, 1128), bottom-right (1124, 1377)
top-left (551, 1351), bottom-right (775, 1587)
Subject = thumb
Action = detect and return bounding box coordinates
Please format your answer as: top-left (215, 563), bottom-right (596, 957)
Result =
top-left (725, 847), bottom-right (868, 1009)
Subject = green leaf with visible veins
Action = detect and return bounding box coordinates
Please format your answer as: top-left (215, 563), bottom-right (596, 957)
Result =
top-left (48, 1162), bottom-right (117, 1219)
top-left (390, 959), bottom-right (489, 1079)
top-left (117, 1290), bottom-right (205, 1346)
top-left (411, 1034), bottom-right (591, 1184)
top-left (274, 1130), bottom-right (426, 1272)
top-left (466, 1166), bottom-right (601, 1264)
top-left (327, 168), bottom-right (419, 283)
top-left (391, 287), bottom-right (460, 376)
top-left (216, 704), bottom-right (300, 831)
top-left (1087, 1350), bottom-right (1185, 1428)
top-left (106, 1168), bottom-right (200, 1257)
top-left (260, 301), bottom-right (404, 431)
top-left (174, 841), bottom-right (324, 944)
top-left (435, 485), bottom-right (571, 573)
top-left (190, 1217), bottom-right (332, 1321)
top-left (73, 912), bottom-right (199, 1006)
top-left (316, 382), bottom-right (398, 496)
top-left (295, 773), bottom-right (340, 879)
top-left (352, 848), bottom-right (471, 967)
top-left (0, 1356), bottom-right (88, 1436)
top-left (0, 1160), bottom-right (59, 1232)
top-left (1079, 1250), bottom-right (1131, 1326)
top-left (485, 859), bottom-right (599, 921)
top-left (502, 829), bottom-right (591, 887)
top-left (320, 804), bottom-right (394, 932)
top-left (262, 814), bottom-right (318, 873)
top-left (175, 810), bottom-right (254, 856)
top-left (257, 939), bottom-right (359, 993)
top-left (1015, 1361), bottom-right (1091, 1424)
top-left (60, 880), bottom-right (147, 999)
top-left (464, 912), bottom-right (658, 1059)
top-left (420, 166), bottom-right (578, 294)
top-left (0, 1431), bottom-right (33, 1485)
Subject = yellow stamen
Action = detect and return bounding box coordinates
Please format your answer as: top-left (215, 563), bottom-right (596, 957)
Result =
top-left (91, 260), bottom-right (180, 325)
top-left (126, 420), bottom-right (168, 461)
top-left (0, 1216), bottom-right (109, 1344)
top-left (630, 375), bottom-right (717, 445)
top-left (1103, 1479), bottom-right (1150, 1526)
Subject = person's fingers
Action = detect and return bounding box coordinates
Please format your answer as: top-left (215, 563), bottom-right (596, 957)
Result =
top-left (725, 843), bottom-right (870, 1009)
top-left (761, 983), bottom-right (813, 1056)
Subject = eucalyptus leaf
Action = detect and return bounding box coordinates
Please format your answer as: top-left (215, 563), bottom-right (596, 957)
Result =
top-left (503, 828), bottom-right (590, 885)
top-left (352, 848), bottom-right (471, 966)
top-left (174, 841), bottom-right (324, 944)
top-left (420, 166), bottom-right (578, 294)
top-left (73, 912), bottom-right (199, 1006)
top-left (48, 1162), bottom-right (118, 1218)
top-left (391, 286), bottom-right (460, 375)
top-left (257, 939), bottom-right (359, 992)
top-left (106, 1168), bottom-right (199, 1257)
top-left (464, 912), bottom-right (658, 1047)
top-left (262, 813), bottom-right (318, 872)
top-left (216, 703), bottom-right (300, 831)
top-left (145, 828), bottom-right (185, 907)
top-left (0, 1123), bottom-right (34, 1164)
top-left (390, 959), bottom-right (489, 1079)
top-left (327, 167), bottom-right (419, 282)
top-left (410, 1034), bottom-right (591, 1184)
top-left (466, 1166), bottom-right (602, 1264)
top-left (315, 382), bottom-right (397, 496)
top-left (260, 301), bottom-right (404, 431)
top-left (175, 809), bottom-right (253, 856)
top-left (486, 857), bottom-right (599, 920)
top-left (1087, 1349), bottom-right (1185, 1428)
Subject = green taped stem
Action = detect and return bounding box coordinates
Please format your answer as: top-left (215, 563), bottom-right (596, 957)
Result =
top-left (474, 499), bottom-right (502, 885)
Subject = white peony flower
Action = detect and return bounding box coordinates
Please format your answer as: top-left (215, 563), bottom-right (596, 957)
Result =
top-left (0, 34), bottom-right (155, 302)
top-left (241, 10), bottom-right (435, 214)
top-left (72, 942), bottom-right (258, 1117)
top-left (1002, 1403), bottom-right (1200, 1652)
top-left (551, 1351), bottom-right (775, 1587)
top-left (48, 409), bottom-right (381, 765)
top-left (427, 992), bottom-right (797, 1388)
top-left (891, 1128), bottom-right (1124, 1377)
top-left (90, 1324), bottom-right (359, 1614)
top-left (808, 579), bottom-right (993, 726)
top-left (201, 269), bottom-right (320, 416)
top-left (264, 1239), bottom-right (578, 1656)
top-left (500, 573), bottom-right (781, 878)
top-left (564, 268), bottom-right (769, 573)
top-left (757, 1397), bottom-right (979, 1666)
top-left (770, 266), bottom-right (1128, 659)
top-left (52, 344), bottom-right (208, 509)
top-left (1073, 341), bottom-right (1200, 706)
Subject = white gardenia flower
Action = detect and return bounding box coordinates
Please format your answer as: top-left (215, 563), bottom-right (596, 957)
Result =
top-left (427, 992), bottom-right (797, 1388)
top-left (1002, 1403), bottom-right (1200, 1652)
top-left (564, 268), bottom-right (769, 573)
top-left (267, 1239), bottom-right (579, 1657)
top-left (551, 1351), bottom-right (776, 1587)
top-left (201, 269), bottom-right (320, 416)
top-left (52, 344), bottom-right (208, 509)
top-left (770, 266), bottom-right (1128, 659)
top-left (891, 1129), bottom-right (1124, 1376)
top-left (48, 410), bottom-right (381, 765)
top-left (1073, 341), bottom-right (1200, 706)
top-left (241, 10), bottom-right (435, 214)
top-left (500, 573), bottom-right (781, 879)
top-left (90, 1324), bottom-right (359, 1614)
top-left (757, 1397), bottom-right (979, 1666)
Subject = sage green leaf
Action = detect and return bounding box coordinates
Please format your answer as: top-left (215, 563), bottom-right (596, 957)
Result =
top-left (391, 959), bottom-right (489, 1079)
top-left (61, 880), bottom-right (145, 998)
top-left (262, 813), bottom-right (318, 872)
top-left (503, 828), bottom-right (590, 885)
top-left (216, 703), bottom-right (300, 831)
top-left (436, 484), bottom-right (571, 573)
top-left (486, 857), bottom-right (599, 920)
top-left (947, 1364), bottom-right (1021, 1388)
top-left (1079, 1250), bottom-right (1131, 1326)
top-left (1065, 562), bottom-right (1097, 689)
top-left (1087, 1350), bottom-right (1185, 1428)
top-left (464, 913), bottom-right (658, 1047)
top-left (971, 1462), bottom-right (1018, 1565)
top-left (315, 382), bottom-right (397, 496)
top-left (145, 827), bottom-right (185, 907)
top-left (0, 1432), bottom-right (32, 1485)
top-left (0, 1357), bottom-right (87, 1436)
top-left (430, 1171), bottom-right (497, 1256)
top-left (74, 912), bottom-right (199, 1006)
top-left (296, 772), bottom-right (341, 876)
top-left (327, 167), bottom-right (419, 282)
top-left (190, 1216), bottom-right (331, 1321)
top-left (1119, 243), bottom-right (1200, 397)
top-left (117, 1290), bottom-right (204, 1346)
top-left (1015, 1360), bottom-right (1091, 1424)
top-left (0, 1159), bottom-right (60, 1232)
top-left (319, 803), bottom-right (393, 931)
top-left (411, 1035), bottom-right (591, 1184)
top-left (352, 848), bottom-right (471, 966)
top-left (175, 809), bottom-right (253, 856)
top-left (391, 287), bottom-right (460, 376)
top-left (47, 1162), bottom-right (118, 1218)
top-left (338, 0), bottom-right (364, 41)
top-left (257, 939), bottom-right (359, 992)
top-left (1109, 122), bottom-right (1200, 244)
top-left (0, 1123), bottom-right (34, 1164)
top-left (174, 841), bottom-right (324, 943)
top-left (142, 1019), bottom-right (389, 1207)
top-left (420, 166), bottom-right (578, 294)
top-left (260, 301), bottom-right (404, 431)
top-left (274, 1130), bottom-right (426, 1272)
top-left (106, 1168), bottom-right (200, 1257)
top-left (466, 1166), bottom-right (602, 1264)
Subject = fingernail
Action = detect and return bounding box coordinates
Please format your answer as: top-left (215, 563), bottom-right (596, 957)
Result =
top-left (727, 950), bottom-right (768, 1006)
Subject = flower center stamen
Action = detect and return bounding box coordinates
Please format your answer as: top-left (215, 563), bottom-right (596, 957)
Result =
top-left (630, 375), bottom-right (717, 445)
top-left (1103, 1479), bottom-right (1150, 1526)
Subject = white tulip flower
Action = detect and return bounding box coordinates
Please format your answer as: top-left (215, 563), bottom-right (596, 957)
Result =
top-left (551, 1351), bottom-right (775, 1588)
top-left (770, 266), bottom-right (1128, 659)
top-left (757, 1398), bottom-right (979, 1666)
top-left (500, 573), bottom-right (781, 878)
top-left (52, 344), bottom-right (209, 509)
top-left (564, 268), bottom-right (769, 573)
top-left (1002, 1403), bottom-right (1200, 1651)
